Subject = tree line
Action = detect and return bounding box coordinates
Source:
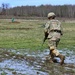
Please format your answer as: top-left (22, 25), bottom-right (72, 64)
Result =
top-left (0, 3), bottom-right (75, 18)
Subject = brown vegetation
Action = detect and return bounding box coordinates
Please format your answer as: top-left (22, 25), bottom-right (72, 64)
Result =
top-left (9, 21), bottom-right (20, 24)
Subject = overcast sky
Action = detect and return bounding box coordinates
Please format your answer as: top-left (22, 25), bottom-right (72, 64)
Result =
top-left (0, 0), bottom-right (75, 7)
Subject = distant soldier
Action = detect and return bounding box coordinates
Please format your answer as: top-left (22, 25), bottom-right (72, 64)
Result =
top-left (44, 12), bottom-right (65, 65)
top-left (12, 18), bottom-right (15, 22)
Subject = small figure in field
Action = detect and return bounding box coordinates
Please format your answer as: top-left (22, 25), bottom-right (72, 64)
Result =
top-left (12, 18), bottom-right (15, 22)
top-left (44, 12), bottom-right (65, 65)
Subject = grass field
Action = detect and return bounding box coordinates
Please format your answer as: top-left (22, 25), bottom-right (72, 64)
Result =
top-left (0, 19), bottom-right (75, 50)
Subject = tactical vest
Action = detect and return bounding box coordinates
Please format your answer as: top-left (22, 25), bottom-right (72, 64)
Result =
top-left (49, 20), bottom-right (61, 31)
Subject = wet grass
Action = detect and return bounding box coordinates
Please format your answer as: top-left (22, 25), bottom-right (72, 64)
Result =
top-left (59, 22), bottom-right (75, 50)
top-left (0, 19), bottom-right (46, 50)
top-left (0, 19), bottom-right (75, 51)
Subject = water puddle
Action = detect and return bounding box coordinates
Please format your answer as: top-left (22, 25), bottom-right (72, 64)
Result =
top-left (0, 49), bottom-right (75, 75)
top-left (0, 59), bottom-right (48, 75)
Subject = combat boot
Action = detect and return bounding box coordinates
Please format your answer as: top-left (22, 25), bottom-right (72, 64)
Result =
top-left (58, 54), bottom-right (65, 65)
top-left (49, 58), bottom-right (54, 63)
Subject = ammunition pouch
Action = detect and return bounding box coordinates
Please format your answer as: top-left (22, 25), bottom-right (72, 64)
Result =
top-left (50, 30), bottom-right (62, 35)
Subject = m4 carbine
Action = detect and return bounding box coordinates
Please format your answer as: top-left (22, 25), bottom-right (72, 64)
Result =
top-left (42, 32), bottom-right (48, 45)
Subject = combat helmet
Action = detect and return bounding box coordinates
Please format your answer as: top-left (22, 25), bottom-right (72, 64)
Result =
top-left (48, 12), bottom-right (56, 18)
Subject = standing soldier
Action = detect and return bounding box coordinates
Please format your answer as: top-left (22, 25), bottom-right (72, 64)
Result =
top-left (44, 12), bottom-right (65, 65)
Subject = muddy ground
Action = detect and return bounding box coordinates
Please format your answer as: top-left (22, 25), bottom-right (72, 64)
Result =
top-left (0, 48), bottom-right (75, 75)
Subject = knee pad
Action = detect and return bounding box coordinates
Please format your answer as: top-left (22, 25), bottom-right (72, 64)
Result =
top-left (52, 49), bottom-right (60, 56)
top-left (50, 46), bottom-right (55, 50)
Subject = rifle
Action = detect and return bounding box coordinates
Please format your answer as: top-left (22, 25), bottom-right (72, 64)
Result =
top-left (42, 32), bottom-right (48, 46)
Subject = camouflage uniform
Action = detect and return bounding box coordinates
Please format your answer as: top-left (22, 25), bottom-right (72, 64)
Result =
top-left (44, 12), bottom-right (65, 65)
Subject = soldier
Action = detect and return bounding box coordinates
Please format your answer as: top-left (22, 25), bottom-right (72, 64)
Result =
top-left (44, 12), bottom-right (65, 65)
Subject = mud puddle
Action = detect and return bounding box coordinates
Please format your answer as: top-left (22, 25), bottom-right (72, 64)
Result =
top-left (0, 49), bottom-right (75, 75)
top-left (0, 59), bottom-right (48, 75)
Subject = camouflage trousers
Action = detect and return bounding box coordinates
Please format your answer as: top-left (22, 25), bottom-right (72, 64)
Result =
top-left (48, 38), bottom-right (60, 56)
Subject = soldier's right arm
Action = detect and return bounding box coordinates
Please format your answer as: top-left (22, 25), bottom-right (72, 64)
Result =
top-left (44, 21), bottom-right (50, 33)
top-left (42, 22), bottom-right (49, 45)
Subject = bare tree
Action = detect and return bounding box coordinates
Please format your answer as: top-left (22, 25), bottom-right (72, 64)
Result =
top-left (1, 3), bottom-right (9, 15)
top-left (3, 4), bottom-right (75, 18)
